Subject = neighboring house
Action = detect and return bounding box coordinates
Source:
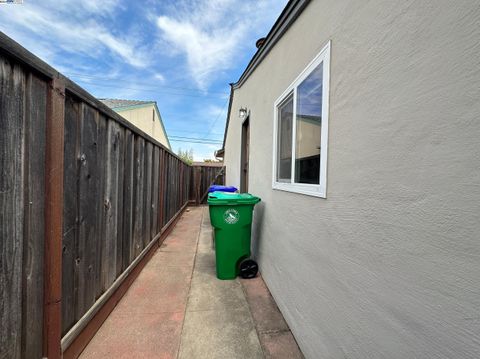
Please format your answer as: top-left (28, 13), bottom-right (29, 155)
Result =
top-left (192, 161), bottom-right (223, 167)
top-left (220, 1), bottom-right (480, 358)
top-left (100, 99), bottom-right (171, 150)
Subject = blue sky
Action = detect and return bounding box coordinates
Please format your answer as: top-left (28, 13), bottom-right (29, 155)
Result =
top-left (0, 0), bottom-right (288, 160)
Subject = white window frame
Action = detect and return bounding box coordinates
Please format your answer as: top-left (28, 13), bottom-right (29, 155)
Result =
top-left (272, 41), bottom-right (330, 198)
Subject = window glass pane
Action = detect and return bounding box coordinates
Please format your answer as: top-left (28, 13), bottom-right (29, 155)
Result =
top-left (277, 95), bottom-right (293, 182)
top-left (295, 62), bottom-right (322, 184)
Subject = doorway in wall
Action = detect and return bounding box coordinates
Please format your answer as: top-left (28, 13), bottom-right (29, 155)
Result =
top-left (240, 116), bottom-right (249, 193)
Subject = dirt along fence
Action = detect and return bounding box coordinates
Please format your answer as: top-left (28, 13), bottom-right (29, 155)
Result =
top-left (0, 32), bottom-right (223, 359)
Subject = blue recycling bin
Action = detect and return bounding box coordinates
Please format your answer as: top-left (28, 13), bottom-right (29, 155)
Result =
top-left (208, 185), bottom-right (238, 193)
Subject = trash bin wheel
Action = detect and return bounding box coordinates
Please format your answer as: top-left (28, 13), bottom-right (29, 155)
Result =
top-left (239, 258), bottom-right (258, 279)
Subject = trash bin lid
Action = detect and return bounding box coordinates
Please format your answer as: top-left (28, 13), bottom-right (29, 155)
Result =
top-left (208, 185), bottom-right (238, 193)
top-left (207, 191), bottom-right (261, 205)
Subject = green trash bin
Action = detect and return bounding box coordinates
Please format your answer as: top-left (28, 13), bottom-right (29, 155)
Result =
top-left (207, 191), bottom-right (261, 280)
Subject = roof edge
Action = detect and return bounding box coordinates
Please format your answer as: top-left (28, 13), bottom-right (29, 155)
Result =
top-left (219, 0), bottom-right (310, 154)
top-left (232, 0), bottom-right (310, 90)
top-left (153, 102), bottom-right (172, 150)
top-left (105, 100), bottom-right (171, 150)
top-left (109, 102), bottom-right (155, 111)
top-left (220, 84), bottom-right (235, 151)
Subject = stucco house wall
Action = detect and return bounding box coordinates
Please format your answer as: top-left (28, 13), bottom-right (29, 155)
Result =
top-left (224, 1), bottom-right (480, 358)
top-left (117, 104), bottom-right (170, 149)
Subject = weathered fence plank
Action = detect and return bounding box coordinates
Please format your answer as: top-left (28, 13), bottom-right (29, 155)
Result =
top-left (115, 127), bottom-right (125, 277)
top-left (133, 136), bottom-right (145, 256)
top-left (122, 129), bottom-right (134, 268)
top-left (166, 156), bottom-right (171, 223)
top-left (43, 76), bottom-right (65, 359)
top-left (22, 73), bottom-right (47, 359)
top-left (103, 119), bottom-right (121, 289)
top-left (95, 113), bottom-right (107, 299)
top-left (77, 103), bottom-right (99, 320)
top-left (0, 56), bottom-right (26, 359)
top-left (151, 146), bottom-right (159, 238)
top-left (143, 142), bottom-right (153, 247)
top-left (158, 149), bottom-right (165, 230)
top-left (62, 94), bottom-right (80, 336)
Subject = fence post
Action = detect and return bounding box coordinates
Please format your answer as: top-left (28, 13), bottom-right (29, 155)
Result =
top-left (43, 76), bottom-right (65, 359)
top-left (194, 167), bottom-right (201, 205)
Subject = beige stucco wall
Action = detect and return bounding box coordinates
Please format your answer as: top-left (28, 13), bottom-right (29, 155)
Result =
top-left (224, 1), bottom-right (480, 358)
top-left (116, 104), bottom-right (170, 149)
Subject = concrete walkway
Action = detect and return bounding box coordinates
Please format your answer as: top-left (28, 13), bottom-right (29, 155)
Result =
top-left (80, 206), bottom-right (303, 359)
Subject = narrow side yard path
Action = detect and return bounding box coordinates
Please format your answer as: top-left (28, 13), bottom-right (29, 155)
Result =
top-left (80, 206), bottom-right (303, 359)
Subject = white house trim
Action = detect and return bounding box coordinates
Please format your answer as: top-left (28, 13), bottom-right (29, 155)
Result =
top-left (272, 40), bottom-right (331, 198)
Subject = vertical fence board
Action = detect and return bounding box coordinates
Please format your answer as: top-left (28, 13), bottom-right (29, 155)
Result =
top-left (163, 153), bottom-right (168, 225)
top-left (76, 104), bottom-right (99, 320)
top-left (0, 58), bottom-right (25, 359)
top-left (102, 119), bottom-right (120, 289)
top-left (133, 136), bottom-right (145, 256)
top-left (143, 142), bottom-right (152, 247)
top-left (43, 76), bottom-right (65, 359)
top-left (183, 165), bottom-right (187, 204)
top-left (173, 158), bottom-right (177, 218)
top-left (186, 165), bottom-right (190, 203)
top-left (172, 160), bottom-right (177, 220)
top-left (151, 146), bottom-right (159, 238)
top-left (22, 73), bottom-right (47, 359)
top-left (173, 158), bottom-right (177, 217)
top-left (115, 128), bottom-right (125, 277)
top-left (95, 114), bottom-right (107, 298)
top-left (167, 157), bottom-right (173, 222)
top-left (123, 130), bottom-right (134, 268)
top-left (62, 94), bottom-right (80, 335)
top-left (165, 156), bottom-right (169, 223)
top-left (179, 164), bottom-right (183, 208)
top-left (176, 162), bottom-right (180, 209)
top-left (158, 149), bottom-right (165, 230)
top-left (189, 166), bottom-right (193, 201)
top-left (175, 159), bottom-right (179, 213)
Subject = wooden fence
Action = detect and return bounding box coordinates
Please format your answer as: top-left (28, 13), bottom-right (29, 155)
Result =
top-left (0, 32), bottom-right (223, 359)
top-left (190, 164), bottom-right (225, 205)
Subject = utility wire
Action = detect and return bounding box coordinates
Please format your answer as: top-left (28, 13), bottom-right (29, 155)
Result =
top-left (170, 140), bottom-right (222, 144)
top-left (66, 71), bottom-right (229, 95)
top-left (169, 139), bottom-right (223, 144)
top-left (204, 96), bottom-right (230, 137)
top-left (169, 135), bottom-right (222, 142)
top-left (75, 80), bottom-right (226, 99)
top-left (169, 129), bottom-right (224, 136)
top-left (169, 137), bottom-right (222, 143)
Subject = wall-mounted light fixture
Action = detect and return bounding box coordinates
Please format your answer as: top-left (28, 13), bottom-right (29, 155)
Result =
top-left (239, 107), bottom-right (248, 120)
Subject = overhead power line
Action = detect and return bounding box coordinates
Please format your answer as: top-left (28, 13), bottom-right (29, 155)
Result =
top-left (169, 129), bottom-right (224, 136)
top-left (169, 139), bottom-right (223, 145)
top-left (204, 96), bottom-right (230, 137)
top-left (66, 72), bottom-right (229, 95)
top-left (74, 80), bottom-right (226, 99)
top-left (169, 137), bottom-right (222, 144)
top-left (169, 135), bottom-right (222, 142)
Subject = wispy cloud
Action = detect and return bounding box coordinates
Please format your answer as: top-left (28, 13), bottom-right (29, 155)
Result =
top-left (79, 0), bottom-right (125, 16)
top-left (0, 0), bottom-right (148, 68)
top-left (155, 0), bottom-right (286, 89)
top-left (154, 73), bottom-right (166, 83)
